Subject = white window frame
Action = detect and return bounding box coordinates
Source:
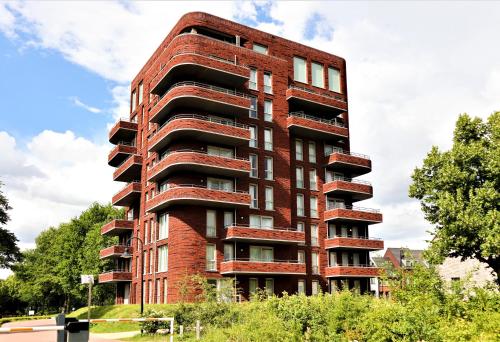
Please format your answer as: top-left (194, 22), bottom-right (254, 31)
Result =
top-left (328, 67), bottom-right (341, 93)
top-left (310, 197), bottom-right (318, 218)
top-left (296, 167), bottom-right (304, 188)
top-left (263, 72), bottom-right (272, 94)
top-left (297, 221), bottom-right (305, 232)
top-left (253, 43), bottom-right (268, 55)
top-left (298, 279), bottom-right (305, 294)
top-left (311, 224), bottom-right (319, 246)
top-left (206, 244), bottom-right (217, 271)
top-left (297, 193), bottom-right (305, 217)
top-left (131, 90), bottom-right (137, 112)
top-left (158, 213), bottom-right (168, 240)
top-left (158, 245), bottom-right (168, 272)
top-left (295, 139), bottom-right (303, 161)
top-left (265, 186), bottom-right (273, 211)
top-left (264, 157), bottom-right (273, 180)
top-left (309, 169), bottom-right (317, 190)
top-left (312, 252), bottom-right (319, 274)
top-left (206, 210), bottom-right (217, 237)
top-left (249, 278), bottom-right (258, 295)
top-left (249, 126), bottom-right (257, 148)
top-left (207, 145), bottom-right (234, 158)
top-left (249, 97), bottom-right (257, 118)
top-left (311, 62), bottom-right (324, 88)
top-left (224, 211), bottom-right (234, 228)
top-left (264, 128), bottom-right (273, 151)
top-left (298, 250), bottom-right (305, 263)
top-left (249, 68), bottom-right (258, 90)
top-left (249, 184), bottom-right (258, 209)
top-left (312, 280), bottom-right (319, 295)
top-left (207, 177), bottom-right (234, 192)
top-left (308, 142), bottom-right (316, 163)
top-left (138, 82), bottom-right (144, 104)
top-left (293, 56), bottom-right (307, 83)
top-left (265, 278), bottom-right (274, 296)
top-left (264, 99), bottom-right (273, 122)
top-left (249, 154), bottom-right (258, 178)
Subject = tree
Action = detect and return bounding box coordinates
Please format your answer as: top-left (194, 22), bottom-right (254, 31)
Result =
top-left (0, 181), bottom-right (22, 268)
top-left (409, 112), bottom-right (500, 284)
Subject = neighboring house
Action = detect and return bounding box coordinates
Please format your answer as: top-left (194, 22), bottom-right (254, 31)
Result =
top-left (438, 257), bottom-right (495, 287)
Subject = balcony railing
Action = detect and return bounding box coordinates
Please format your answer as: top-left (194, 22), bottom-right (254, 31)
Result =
top-left (330, 150), bottom-right (370, 160)
top-left (156, 183), bottom-right (248, 195)
top-left (288, 85), bottom-right (346, 102)
top-left (158, 81), bottom-right (253, 102)
top-left (327, 235), bottom-right (382, 240)
top-left (157, 149), bottom-right (248, 163)
top-left (288, 111), bottom-right (345, 128)
top-left (327, 176), bottom-right (371, 186)
top-left (223, 257), bottom-right (302, 263)
top-left (326, 204), bottom-right (380, 213)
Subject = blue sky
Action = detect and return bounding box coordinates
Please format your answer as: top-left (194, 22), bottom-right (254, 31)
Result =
top-left (0, 1), bottom-right (499, 280)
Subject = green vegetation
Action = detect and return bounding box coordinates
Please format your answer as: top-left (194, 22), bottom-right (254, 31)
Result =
top-left (0, 181), bottom-right (22, 269)
top-left (410, 112), bottom-right (500, 283)
top-left (0, 314), bottom-right (55, 325)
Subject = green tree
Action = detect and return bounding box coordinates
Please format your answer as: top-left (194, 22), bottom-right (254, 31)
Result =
top-left (409, 112), bottom-right (500, 284)
top-left (0, 181), bottom-right (22, 268)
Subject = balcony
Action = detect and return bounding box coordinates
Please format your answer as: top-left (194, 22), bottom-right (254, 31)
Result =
top-left (148, 150), bottom-right (250, 182)
top-left (287, 112), bottom-right (348, 140)
top-left (325, 236), bottom-right (384, 251)
top-left (148, 114), bottom-right (249, 152)
top-left (112, 182), bottom-right (141, 207)
top-left (145, 184), bottom-right (250, 212)
top-left (101, 219), bottom-right (134, 236)
top-left (151, 49), bottom-right (249, 95)
top-left (324, 205), bottom-right (382, 225)
top-left (150, 81), bottom-right (252, 124)
top-left (323, 178), bottom-right (373, 201)
top-left (100, 245), bottom-right (132, 259)
top-left (286, 85), bottom-right (347, 113)
top-left (224, 225), bottom-right (305, 244)
top-left (326, 151), bottom-right (372, 177)
top-left (325, 265), bottom-right (381, 278)
top-left (113, 155), bottom-right (143, 182)
top-left (108, 143), bottom-right (137, 167)
top-left (220, 259), bottom-right (306, 275)
top-left (98, 270), bottom-right (132, 283)
top-left (109, 118), bottom-right (138, 145)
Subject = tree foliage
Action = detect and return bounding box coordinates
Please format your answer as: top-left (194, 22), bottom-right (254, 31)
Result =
top-left (0, 181), bottom-right (22, 268)
top-left (409, 112), bottom-right (500, 284)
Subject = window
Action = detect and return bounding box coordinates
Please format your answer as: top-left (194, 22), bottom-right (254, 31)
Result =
top-left (328, 67), bottom-right (341, 93)
top-left (206, 210), bottom-right (217, 237)
top-left (311, 224), bottom-right (319, 246)
top-left (224, 211), bottom-right (234, 228)
top-left (250, 154), bottom-right (258, 178)
top-left (206, 244), bottom-right (216, 271)
top-left (298, 250), bottom-right (305, 263)
top-left (158, 246), bottom-right (168, 272)
top-left (158, 213), bottom-right (168, 240)
top-left (329, 251), bottom-right (337, 266)
top-left (296, 167), bottom-right (304, 188)
top-left (265, 278), bottom-right (274, 296)
top-left (138, 82), bottom-right (144, 104)
top-left (325, 170), bottom-right (334, 183)
top-left (156, 279), bottom-right (160, 303)
top-left (295, 139), bottom-right (303, 160)
top-left (297, 194), bottom-right (305, 216)
top-left (264, 100), bottom-right (273, 122)
top-left (163, 278), bottom-right (168, 303)
top-left (136, 256), bottom-right (139, 278)
top-left (249, 97), bottom-right (257, 118)
top-left (342, 252), bottom-right (349, 266)
top-left (341, 225), bottom-right (348, 237)
top-left (265, 187), bottom-right (273, 210)
top-left (249, 68), bottom-right (258, 90)
top-left (298, 280), bottom-right (305, 294)
top-left (324, 143), bottom-right (340, 156)
top-left (207, 177), bottom-right (233, 192)
top-left (309, 169), bottom-right (317, 190)
top-left (143, 251), bottom-right (147, 274)
top-left (127, 208), bottom-right (134, 221)
top-left (312, 252), bottom-right (319, 274)
top-left (264, 128), bottom-right (273, 151)
top-left (353, 280), bottom-right (361, 293)
top-left (208, 145), bottom-right (234, 158)
top-left (249, 278), bottom-right (258, 295)
top-left (293, 57), bottom-right (307, 83)
top-left (311, 62), bottom-right (324, 88)
top-left (297, 221), bottom-right (305, 232)
top-left (330, 279), bottom-right (339, 292)
top-left (249, 126), bottom-right (257, 148)
top-left (327, 198), bottom-right (345, 210)
top-left (312, 280), bottom-right (319, 295)
top-left (309, 196), bottom-right (318, 219)
top-left (328, 222), bottom-right (336, 238)
top-left (148, 280), bottom-right (152, 304)
top-left (149, 248), bottom-right (153, 274)
top-left (253, 43), bottom-right (268, 54)
top-left (352, 226), bottom-right (359, 238)
top-left (308, 142), bottom-right (316, 163)
top-left (250, 215), bottom-right (273, 229)
top-left (264, 157), bottom-right (273, 180)
top-left (250, 246), bottom-right (273, 262)
top-left (264, 72), bottom-right (272, 94)
top-left (150, 219), bottom-right (155, 243)
top-left (249, 184), bottom-right (258, 208)
top-left (353, 253), bottom-right (360, 266)
top-left (131, 90), bottom-right (137, 112)
top-left (224, 244), bottom-right (234, 261)
top-left (144, 221), bottom-right (148, 245)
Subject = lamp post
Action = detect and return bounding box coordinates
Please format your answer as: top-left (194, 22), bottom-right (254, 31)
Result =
top-left (122, 236), bottom-right (144, 315)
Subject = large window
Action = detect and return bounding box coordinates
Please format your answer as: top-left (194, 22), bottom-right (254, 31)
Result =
top-left (264, 100), bottom-right (273, 122)
top-left (206, 244), bottom-right (216, 271)
top-left (265, 278), bottom-right (274, 296)
top-left (249, 278), bottom-right (258, 295)
top-left (150, 219), bottom-right (155, 243)
top-left (308, 142), bottom-right (316, 163)
top-left (328, 67), bottom-right (341, 93)
top-left (311, 252), bottom-right (319, 274)
top-left (249, 126), bottom-right (257, 148)
top-left (206, 210), bottom-right (217, 237)
top-left (207, 177), bottom-right (233, 192)
top-left (309, 169), bottom-right (318, 190)
top-left (265, 186), bottom-right (273, 210)
top-left (311, 62), bottom-right (324, 88)
top-left (264, 128), bottom-right (273, 151)
top-left (249, 97), bottom-right (257, 118)
top-left (249, 184), bottom-right (258, 208)
top-left (264, 157), bottom-right (273, 180)
top-left (224, 211), bottom-right (234, 228)
top-left (297, 221), bottom-right (305, 232)
top-left (224, 243), bottom-right (234, 261)
top-left (295, 139), bottom-right (303, 160)
top-left (249, 68), bottom-right (258, 90)
top-left (312, 280), bottom-right (319, 295)
top-left (298, 280), bottom-right (305, 294)
top-left (297, 194), bottom-right (305, 217)
top-left (144, 221), bottom-right (148, 245)
top-left (131, 90), bottom-right (137, 112)
top-left (264, 72), bottom-right (272, 94)
top-left (207, 145), bottom-right (233, 158)
top-left (311, 224), bottom-right (319, 246)
top-left (253, 43), bottom-right (268, 55)
top-left (158, 213), bottom-right (168, 240)
top-left (293, 57), bottom-right (307, 83)
top-left (296, 167), bottom-right (304, 188)
top-left (250, 246), bottom-right (273, 262)
top-left (298, 250), bottom-right (305, 263)
top-left (158, 246), bottom-right (168, 272)
top-left (250, 154), bottom-right (258, 178)
top-left (163, 278), bottom-right (167, 303)
top-left (250, 215), bottom-right (273, 229)
top-left (138, 82), bottom-right (143, 104)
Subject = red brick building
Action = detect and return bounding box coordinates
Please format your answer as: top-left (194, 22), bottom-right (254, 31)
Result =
top-left (99, 12), bottom-right (384, 304)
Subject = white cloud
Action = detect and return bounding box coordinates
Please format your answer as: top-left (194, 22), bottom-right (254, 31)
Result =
top-left (69, 96), bottom-right (102, 114)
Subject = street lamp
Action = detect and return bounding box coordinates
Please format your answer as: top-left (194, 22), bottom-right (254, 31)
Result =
top-left (122, 236), bottom-right (144, 315)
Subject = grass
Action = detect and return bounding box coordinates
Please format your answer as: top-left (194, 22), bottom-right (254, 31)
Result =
top-left (0, 315), bottom-right (55, 325)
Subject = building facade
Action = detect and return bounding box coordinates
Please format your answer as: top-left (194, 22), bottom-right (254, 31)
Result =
top-left (99, 12), bottom-right (384, 304)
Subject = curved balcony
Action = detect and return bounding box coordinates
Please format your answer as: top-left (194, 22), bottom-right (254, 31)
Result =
top-left (148, 114), bottom-right (249, 153)
top-left (287, 112), bottom-right (348, 140)
top-left (324, 205), bottom-right (382, 224)
top-left (98, 270), bottom-right (132, 283)
top-left (101, 219), bottom-right (134, 236)
top-left (286, 85), bottom-right (347, 114)
top-left (100, 245), bottom-right (132, 259)
top-left (108, 143), bottom-right (137, 167)
top-left (323, 178), bottom-right (373, 201)
top-left (148, 150), bottom-right (250, 182)
top-left (325, 265), bottom-right (380, 278)
top-left (109, 118), bottom-right (138, 144)
top-left (151, 49), bottom-right (249, 95)
top-left (224, 225), bottom-right (305, 244)
top-left (113, 155), bottom-right (143, 182)
top-left (326, 151), bottom-right (371, 177)
top-left (150, 81), bottom-right (252, 124)
top-left (220, 259), bottom-right (306, 275)
top-left (325, 236), bottom-right (384, 251)
top-left (112, 182), bottom-right (141, 207)
top-left (145, 184), bottom-right (250, 212)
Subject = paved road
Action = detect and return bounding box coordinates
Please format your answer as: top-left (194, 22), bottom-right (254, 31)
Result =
top-left (1, 319), bottom-right (126, 342)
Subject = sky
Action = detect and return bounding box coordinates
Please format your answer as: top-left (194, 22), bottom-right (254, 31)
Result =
top-left (0, 1), bottom-right (499, 279)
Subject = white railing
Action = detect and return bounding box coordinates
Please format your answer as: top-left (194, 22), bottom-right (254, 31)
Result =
top-left (159, 81), bottom-right (253, 100)
top-left (156, 149), bottom-right (248, 162)
top-left (288, 84), bottom-right (346, 102)
top-left (326, 204), bottom-right (381, 213)
top-left (289, 111), bottom-right (345, 128)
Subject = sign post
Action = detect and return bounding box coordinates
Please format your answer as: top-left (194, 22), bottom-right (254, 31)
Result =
top-left (81, 275), bottom-right (94, 322)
